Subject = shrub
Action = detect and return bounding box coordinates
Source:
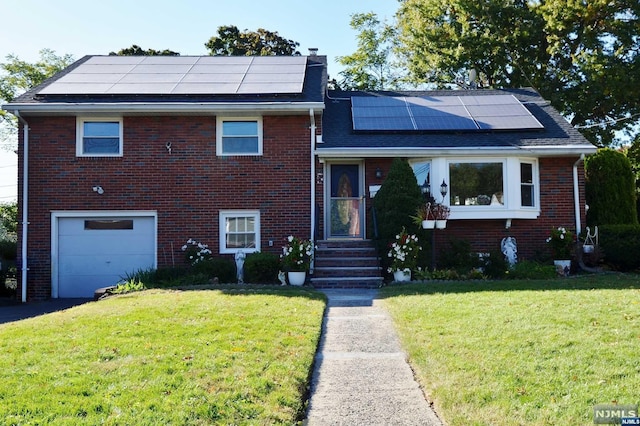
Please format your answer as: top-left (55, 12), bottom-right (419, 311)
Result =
top-left (244, 252), bottom-right (280, 283)
top-left (0, 240), bottom-right (17, 261)
top-left (192, 257), bottom-right (236, 283)
top-left (507, 260), bottom-right (557, 280)
top-left (585, 149), bottom-right (638, 226)
top-left (439, 238), bottom-right (481, 273)
top-left (112, 279), bottom-right (146, 294)
top-left (482, 250), bottom-right (510, 279)
top-left (599, 224), bottom-right (640, 271)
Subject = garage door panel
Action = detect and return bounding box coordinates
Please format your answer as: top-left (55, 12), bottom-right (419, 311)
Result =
top-left (59, 234), bottom-right (154, 255)
top-left (57, 215), bottom-right (156, 298)
top-left (59, 254), bottom-right (154, 275)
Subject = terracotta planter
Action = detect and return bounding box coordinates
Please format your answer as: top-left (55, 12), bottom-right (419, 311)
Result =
top-left (287, 271), bottom-right (306, 286)
top-left (393, 269), bottom-right (411, 282)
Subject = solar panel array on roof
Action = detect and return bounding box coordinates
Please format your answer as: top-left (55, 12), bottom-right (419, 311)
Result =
top-left (38, 56), bottom-right (308, 95)
top-left (351, 95), bottom-right (544, 131)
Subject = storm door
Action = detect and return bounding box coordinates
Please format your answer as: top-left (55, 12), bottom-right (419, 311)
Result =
top-left (328, 164), bottom-right (364, 239)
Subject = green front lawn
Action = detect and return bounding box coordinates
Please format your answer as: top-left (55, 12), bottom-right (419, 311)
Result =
top-left (0, 287), bottom-right (325, 425)
top-left (381, 274), bottom-right (640, 425)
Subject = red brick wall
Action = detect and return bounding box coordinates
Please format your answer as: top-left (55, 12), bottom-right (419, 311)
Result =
top-left (17, 114), bottom-right (312, 299)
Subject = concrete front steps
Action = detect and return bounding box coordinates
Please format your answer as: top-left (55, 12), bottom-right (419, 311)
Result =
top-left (311, 239), bottom-right (383, 289)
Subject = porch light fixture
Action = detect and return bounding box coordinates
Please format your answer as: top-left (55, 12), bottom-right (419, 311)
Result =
top-left (375, 167), bottom-right (383, 179)
top-left (421, 178), bottom-right (433, 203)
top-left (440, 179), bottom-right (448, 200)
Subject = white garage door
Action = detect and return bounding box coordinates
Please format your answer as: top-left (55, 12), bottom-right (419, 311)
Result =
top-left (57, 216), bottom-right (156, 298)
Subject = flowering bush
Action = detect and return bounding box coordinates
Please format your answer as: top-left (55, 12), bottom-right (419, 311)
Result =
top-left (546, 227), bottom-right (575, 259)
top-left (387, 227), bottom-right (421, 272)
top-left (281, 236), bottom-right (315, 272)
top-left (181, 238), bottom-right (213, 266)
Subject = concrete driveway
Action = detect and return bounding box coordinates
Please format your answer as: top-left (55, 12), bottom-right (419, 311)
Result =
top-left (0, 298), bottom-right (92, 324)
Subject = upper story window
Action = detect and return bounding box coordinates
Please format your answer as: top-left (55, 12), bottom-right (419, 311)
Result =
top-left (219, 210), bottom-right (260, 254)
top-left (450, 162), bottom-right (504, 207)
top-left (76, 117), bottom-right (123, 157)
top-left (216, 117), bottom-right (263, 156)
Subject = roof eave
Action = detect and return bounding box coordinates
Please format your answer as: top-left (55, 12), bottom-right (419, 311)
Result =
top-left (315, 145), bottom-right (597, 158)
top-left (2, 101), bottom-right (325, 115)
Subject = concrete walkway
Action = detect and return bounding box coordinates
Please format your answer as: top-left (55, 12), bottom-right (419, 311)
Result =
top-left (305, 289), bottom-right (443, 425)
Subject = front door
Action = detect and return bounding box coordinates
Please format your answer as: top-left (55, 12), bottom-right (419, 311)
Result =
top-left (328, 164), bottom-right (364, 239)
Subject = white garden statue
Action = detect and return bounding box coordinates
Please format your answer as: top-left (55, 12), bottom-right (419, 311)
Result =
top-left (234, 251), bottom-right (246, 284)
top-left (501, 236), bottom-right (518, 267)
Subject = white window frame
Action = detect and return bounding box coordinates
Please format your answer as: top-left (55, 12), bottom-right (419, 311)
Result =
top-left (76, 117), bottom-right (123, 157)
top-left (519, 160), bottom-right (536, 208)
top-left (216, 117), bottom-right (263, 156)
top-left (428, 157), bottom-right (540, 220)
top-left (219, 210), bottom-right (261, 254)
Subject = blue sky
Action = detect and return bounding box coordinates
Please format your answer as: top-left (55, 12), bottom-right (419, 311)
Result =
top-left (0, 0), bottom-right (401, 201)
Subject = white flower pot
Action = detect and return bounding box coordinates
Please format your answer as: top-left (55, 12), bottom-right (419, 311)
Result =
top-left (435, 220), bottom-right (447, 229)
top-left (422, 220), bottom-right (435, 229)
top-left (553, 260), bottom-right (571, 277)
top-left (583, 244), bottom-right (594, 253)
top-left (287, 271), bottom-right (306, 286)
top-left (393, 269), bottom-right (411, 282)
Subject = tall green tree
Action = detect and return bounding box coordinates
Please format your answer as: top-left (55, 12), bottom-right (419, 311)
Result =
top-left (337, 12), bottom-right (406, 90)
top-left (0, 49), bottom-right (75, 151)
top-left (0, 201), bottom-right (17, 241)
top-left (205, 26), bottom-right (300, 56)
top-left (109, 45), bottom-right (180, 56)
top-left (397, 0), bottom-right (640, 146)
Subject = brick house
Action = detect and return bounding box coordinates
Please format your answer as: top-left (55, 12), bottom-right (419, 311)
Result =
top-left (3, 54), bottom-right (596, 300)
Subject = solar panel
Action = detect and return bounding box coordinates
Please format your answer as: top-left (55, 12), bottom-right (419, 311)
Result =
top-left (38, 56), bottom-right (307, 95)
top-left (351, 94), bottom-right (544, 131)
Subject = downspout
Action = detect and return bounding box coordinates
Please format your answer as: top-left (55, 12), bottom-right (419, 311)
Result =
top-left (309, 109), bottom-right (316, 272)
top-left (573, 154), bottom-right (585, 237)
top-left (14, 111), bottom-right (29, 303)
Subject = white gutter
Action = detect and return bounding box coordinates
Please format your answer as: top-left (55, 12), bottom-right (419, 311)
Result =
top-left (309, 109), bottom-right (316, 269)
top-left (315, 146), bottom-right (597, 158)
top-left (2, 101), bottom-right (325, 114)
top-left (14, 111), bottom-right (29, 303)
top-left (573, 154), bottom-right (586, 237)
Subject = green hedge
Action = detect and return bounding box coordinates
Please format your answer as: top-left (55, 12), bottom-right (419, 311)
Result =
top-left (244, 252), bottom-right (280, 284)
top-left (599, 224), bottom-right (640, 271)
top-left (192, 257), bottom-right (237, 283)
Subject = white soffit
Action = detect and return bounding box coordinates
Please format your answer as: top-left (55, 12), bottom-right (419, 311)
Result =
top-left (38, 56), bottom-right (308, 95)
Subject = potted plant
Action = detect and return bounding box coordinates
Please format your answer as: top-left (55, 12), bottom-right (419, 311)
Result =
top-left (387, 227), bottom-right (421, 282)
top-left (546, 226), bottom-right (574, 276)
top-left (433, 203), bottom-right (450, 229)
top-left (280, 235), bottom-right (315, 285)
top-left (411, 202), bottom-right (435, 229)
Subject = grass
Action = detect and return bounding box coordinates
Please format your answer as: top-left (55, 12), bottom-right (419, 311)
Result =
top-left (381, 273), bottom-right (640, 425)
top-left (0, 287), bottom-right (326, 425)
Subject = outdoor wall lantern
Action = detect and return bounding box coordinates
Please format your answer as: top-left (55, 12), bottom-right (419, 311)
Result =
top-left (375, 167), bottom-right (383, 179)
top-left (440, 179), bottom-right (448, 201)
top-left (421, 178), bottom-right (434, 203)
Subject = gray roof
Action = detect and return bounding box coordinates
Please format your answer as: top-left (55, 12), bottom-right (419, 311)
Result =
top-left (319, 88), bottom-right (596, 157)
top-left (4, 55), bottom-right (327, 112)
